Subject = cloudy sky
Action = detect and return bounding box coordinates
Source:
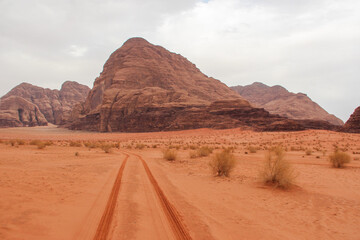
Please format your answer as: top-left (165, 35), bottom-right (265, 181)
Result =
top-left (0, 0), bottom-right (359, 122)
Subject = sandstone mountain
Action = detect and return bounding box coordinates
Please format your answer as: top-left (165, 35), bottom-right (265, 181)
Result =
top-left (68, 37), bottom-right (337, 132)
top-left (342, 106), bottom-right (360, 133)
top-left (231, 82), bottom-right (343, 126)
top-left (0, 81), bottom-right (90, 127)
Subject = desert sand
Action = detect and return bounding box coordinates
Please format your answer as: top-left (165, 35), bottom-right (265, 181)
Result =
top-left (1, 125), bottom-right (360, 240)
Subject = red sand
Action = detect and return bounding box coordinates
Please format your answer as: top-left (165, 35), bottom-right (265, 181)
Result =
top-left (1, 126), bottom-right (360, 240)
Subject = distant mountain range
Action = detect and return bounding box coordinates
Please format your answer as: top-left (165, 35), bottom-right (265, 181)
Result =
top-left (1, 37), bottom-right (357, 132)
top-left (231, 82), bottom-right (343, 126)
top-left (0, 81), bottom-right (90, 127)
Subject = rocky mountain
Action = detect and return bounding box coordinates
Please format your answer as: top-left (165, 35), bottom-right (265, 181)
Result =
top-left (67, 37), bottom-right (337, 132)
top-left (342, 106), bottom-right (360, 133)
top-left (231, 82), bottom-right (343, 126)
top-left (0, 81), bottom-right (90, 127)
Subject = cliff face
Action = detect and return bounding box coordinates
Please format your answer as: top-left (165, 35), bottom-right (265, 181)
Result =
top-left (342, 106), bottom-right (360, 133)
top-left (0, 81), bottom-right (90, 127)
top-left (68, 38), bottom-right (337, 132)
top-left (231, 82), bottom-right (343, 126)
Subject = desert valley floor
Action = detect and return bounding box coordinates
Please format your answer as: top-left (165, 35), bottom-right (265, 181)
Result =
top-left (0, 126), bottom-right (360, 240)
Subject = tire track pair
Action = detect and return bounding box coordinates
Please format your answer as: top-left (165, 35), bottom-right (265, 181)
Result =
top-left (93, 153), bottom-right (128, 240)
top-left (93, 151), bottom-right (192, 240)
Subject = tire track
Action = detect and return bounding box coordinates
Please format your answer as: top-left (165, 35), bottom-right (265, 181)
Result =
top-left (93, 153), bottom-right (128, 240)
top-left (130, 152), bottom-right (193, 240)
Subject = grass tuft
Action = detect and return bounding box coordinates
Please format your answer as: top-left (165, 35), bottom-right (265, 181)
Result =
top-left (209, 150), bottom-right (236, 177)
top-left (329, 150), bottom-right (351, 168)
top-left (259, 146), bottom-right (295, 189)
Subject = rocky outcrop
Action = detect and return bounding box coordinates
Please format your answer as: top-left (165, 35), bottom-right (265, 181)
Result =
top-left (231, 82), bottom-right (343, 126)
top-left (0, 96), bottom-right (47, 127)
top-left (0, 81), bottom-right (90, 127)
top-left (68, 37), bottom-right (337, 132)
top-left (342, 106), bottom-right (360, 133)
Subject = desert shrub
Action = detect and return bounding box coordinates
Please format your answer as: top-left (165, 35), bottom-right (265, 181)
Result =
top-left (189, 145), bottom-right (197, 150)
top-left (259, 147), bottom-right (295, 189)
top-left (135, 143), bottom-right (146, 149)
top-left (248, 146), bottom-right (257, 153)
top-left (152, 144), bottom-right (158, 148)
top-left (16, 139), bottom-right (25, 145)
top-left (197, 146), bottom-right (213, 157)
top-left (305, 149), bottom-right (312, 156)
top-left (75, 152), bottom-right (80, 157)
top-left (329, 151), bottom-right (351, 168)
top-left (30, 140), bottom-right (41, 145)
top-left (163, 149), bottom-right (177, 161)
top-left (69, 141), bottom-right (82, 147)
top-left (189, 150), bottom-right (198, 159)
top-left (101, 144), bottom-right (112, 153)
top-left (9, 140), bottom-right (16, 146)
top-left (209, 150), bottom-right (236, 177)
top-left (84, 141), bottom-right (98, 149)
top-left (36, 141), bottom-right (47, 149)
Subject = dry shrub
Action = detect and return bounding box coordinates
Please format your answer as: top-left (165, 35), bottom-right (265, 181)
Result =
top-left (305, 149), bottom-right (312, 156)
top-left (101, 144), bottom-right (113, 153)
top-left (197, 146), bottom-right (213, 157)
top-left (248, 146), bottom-right (257, 153)
top-left (69, 141), bottom-right (82, 147)
top-left (189, 150), bottom-right (198, 159)
top-left (259, 147), bottom-right (295, 189)
top-left (75, 152), bottom-right (80, 157)
top-left (163, 149), bottom-right (177, 161)
top-left (135, 143), bottom-right (146, 149)
top-left (84, 141), bottom-right (98, 149)
top-left (16, 139), bottom-right (25, 145)
top-left (209, 150), bottom-right (236, 177)
top-left (36, 141), bottom-right (47, 149)
top-left (329, 151), bottom-right (351, 168)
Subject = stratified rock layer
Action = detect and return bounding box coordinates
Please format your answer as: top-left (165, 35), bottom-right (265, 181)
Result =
top-left (68, 37), bottom-right (337, 132)
top-left (0, 81), bottom-right (90, 127)
top-left (342, 106), bottom-right (360, 133)
top-left (231, 82), bottom-right (343, 126)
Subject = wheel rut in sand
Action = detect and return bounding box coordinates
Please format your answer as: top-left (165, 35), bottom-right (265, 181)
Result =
top-left (129, 152), bottom-right (193, 240)
top-left (93, 154), bottom-right (129, 240)
top-left (92, 151), bottom-right (192, 240)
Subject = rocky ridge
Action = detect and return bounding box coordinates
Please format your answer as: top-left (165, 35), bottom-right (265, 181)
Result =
top-left (342, 106), bottom-right (360, 133)
top-left (231, 82), bottom-right (343, 126)
top-left (68, 37), bottom-right (337, 132)
top-left (0, 81), bottom-right (90, 127)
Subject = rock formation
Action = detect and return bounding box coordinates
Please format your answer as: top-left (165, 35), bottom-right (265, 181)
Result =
top-left (0, 81), bottom-right (90, 127)
top-left (231, 82), bottom-right (343, 126)
top-left (342, 106), bottom-right (360, 133)
top-left (68, 37), bottom-right (337, 132)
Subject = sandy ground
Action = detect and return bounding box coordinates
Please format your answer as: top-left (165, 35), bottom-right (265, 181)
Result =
top-left (1, 125), bottom-right (360, 240)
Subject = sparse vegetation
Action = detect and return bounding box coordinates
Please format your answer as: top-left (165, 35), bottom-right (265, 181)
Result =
top-left (305, 149), bottom-right (312, 156)
top-left (75, 152), bottom-right (80, 157)
top-left (209, 150), bottom-right (236, 177)
top-left (259, 146), bottom-right (295, 189)
top-left (329, 150), bottom-right (351, 168)
top-left (69, 141), bottom-right (82, 147)
top-left (135, 143), bottom-right (146, 149)
top-left (163, 149), bottom-right (177, 161)
top-left (100, 144), bottom-right (113, 153)
top-left (197, 146), bottom-right (213, 157)
top-left (248, 146), bottom-right (257, 153)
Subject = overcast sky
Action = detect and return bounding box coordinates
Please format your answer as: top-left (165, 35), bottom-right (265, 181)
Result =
top-left (0, 0), bottom-right (359, 122)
